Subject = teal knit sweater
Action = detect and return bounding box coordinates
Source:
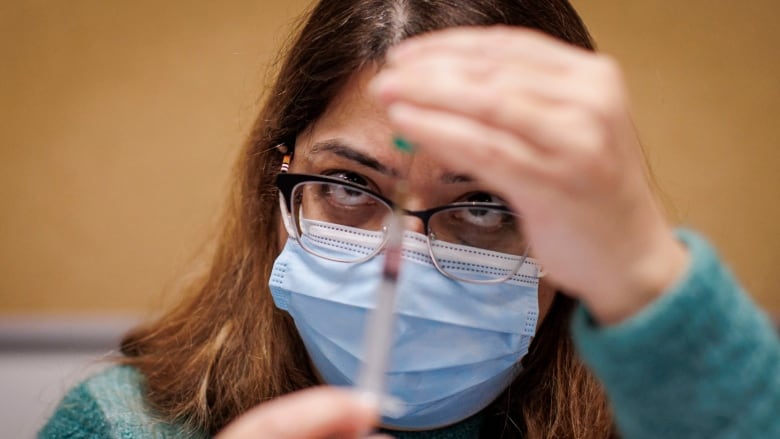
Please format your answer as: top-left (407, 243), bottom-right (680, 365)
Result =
top-left (39, 231), bottom-right (780, 438)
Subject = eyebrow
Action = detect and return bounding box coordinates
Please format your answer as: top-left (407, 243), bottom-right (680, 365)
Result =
top-left (308, 139), bottom-right (474, 184)
top-left (309, 140), bottom-right (400, 177)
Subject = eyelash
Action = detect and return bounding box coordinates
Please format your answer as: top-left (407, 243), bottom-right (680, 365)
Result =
top-left (457, 192), bottom-right (501, 204)
top-left (320, 169), bottom-right (505, 207)
top-left (322, 170), bottom-right (377, 191)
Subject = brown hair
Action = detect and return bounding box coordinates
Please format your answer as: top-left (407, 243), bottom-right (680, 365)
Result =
top-left (121, 1), bottom-right (615, 437)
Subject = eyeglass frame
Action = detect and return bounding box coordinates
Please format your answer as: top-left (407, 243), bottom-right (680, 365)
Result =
top-left (275, 172), bottom-right (530, 283)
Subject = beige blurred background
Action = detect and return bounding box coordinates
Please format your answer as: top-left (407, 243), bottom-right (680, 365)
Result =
top-left (1, 1), bottom-right (778, 316)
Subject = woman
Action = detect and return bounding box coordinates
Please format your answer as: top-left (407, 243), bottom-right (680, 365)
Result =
top-left (41, 1), bottom-right (779, 438)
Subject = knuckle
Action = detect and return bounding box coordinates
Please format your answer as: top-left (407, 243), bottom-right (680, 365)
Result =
top-left (577, 144), bottom-right (620, 189)
top-left (469, 137), bottom-right (499, 168)
top-left (592, 54), bottom-right (623, 82)
top-left (581, 119), bottom-right (610, 151)
top-left (490, 25), bottom-right (523, 43)
top-left (580, 55), bottom-right (626, 114)
top-left (477, 77), bottom-right (513, 122)
top-left (555, 132), bottom-right (616, 193)
top-left (561, 106), bottom-right (608, 147)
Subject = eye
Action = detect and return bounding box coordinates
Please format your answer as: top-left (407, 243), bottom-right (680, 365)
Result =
top-left (322, 171), bottom-right (376, 207)
top-left (461, 192), bottom-right (500, 204)
top-left (453, 192), bottom-right (507, 228)
top-left (454, 206), bottom-right (504, 228)
top-left (328, 171), bottom-right (369, 187)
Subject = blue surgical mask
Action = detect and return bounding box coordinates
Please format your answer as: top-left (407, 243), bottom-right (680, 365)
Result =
top-left (269, 221), bottom-right (540, 430)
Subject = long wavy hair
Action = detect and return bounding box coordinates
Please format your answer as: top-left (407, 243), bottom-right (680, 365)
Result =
top-left (121, 1), bottom-right (616, 437)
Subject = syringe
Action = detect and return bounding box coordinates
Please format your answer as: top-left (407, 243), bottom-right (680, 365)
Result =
top-left (355, 137), bottom-right (413, 418)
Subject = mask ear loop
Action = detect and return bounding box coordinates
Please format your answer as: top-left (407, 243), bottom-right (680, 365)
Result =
top-left (522, 245), bottom-right (546, 279)
top-left (525, 247), bottom-right (546, 278)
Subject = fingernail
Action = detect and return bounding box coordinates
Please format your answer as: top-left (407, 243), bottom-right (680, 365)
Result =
top-left (351, 390), bottom-right (406, 418)
top-left (388, 41), bottom-right (414, 61)
top-left (377, 395), bottom-right (406, 419)
top-left (370, 74), bottom-right (395, 97)
top-left (353, 390), bottom-right (380, 411)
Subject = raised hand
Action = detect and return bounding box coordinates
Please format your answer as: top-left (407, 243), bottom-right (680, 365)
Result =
top-left (372, 27), bottom-right (689, 324)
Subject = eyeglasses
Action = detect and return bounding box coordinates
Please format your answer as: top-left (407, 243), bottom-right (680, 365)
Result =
top-left (275, 173), bottom-right (530, 283)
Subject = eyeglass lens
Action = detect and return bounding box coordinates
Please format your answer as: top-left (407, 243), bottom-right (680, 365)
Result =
top-left (290, 181), bottom-right (528, 281)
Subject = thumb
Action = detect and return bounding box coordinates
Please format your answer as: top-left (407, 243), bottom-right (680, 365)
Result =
top-left (216, 386), bottom-right (379, 439)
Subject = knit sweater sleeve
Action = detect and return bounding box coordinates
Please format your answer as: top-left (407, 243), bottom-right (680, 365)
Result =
top-left (571, 229), bottom-right (780, 438)
top-left (38, 380), bottom-right (112, 439)
top-left (38, 365), bottom-right (204, 439)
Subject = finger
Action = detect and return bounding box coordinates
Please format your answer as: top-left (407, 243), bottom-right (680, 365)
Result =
top-left (376, 54), bottom-right (614, 111)
top-left (372, 63), bottom-right (553, 144)
top-left (381, 27), bottom-right (623, 123)
top-left (385, 102), bottom-right (551, 205)
top-left (374, 50), bottom-right (562, 105)
top-left (388, 26), bottom-right (591, 71)
top-left (216, 387), bottom-right (377, 439)
top-left (375, 70), bottom-right (610, 161)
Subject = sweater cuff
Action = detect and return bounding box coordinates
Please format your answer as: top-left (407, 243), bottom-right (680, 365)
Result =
top-left (571, 228), bottom-right (756, 359)
top-left (573, 228), bottom-right (714, 345)
top-left (571, 228), bottom-right (779, 436)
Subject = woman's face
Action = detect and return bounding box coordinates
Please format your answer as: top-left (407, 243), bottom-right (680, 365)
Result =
top-left (278, 68), bottom-right (556, 328)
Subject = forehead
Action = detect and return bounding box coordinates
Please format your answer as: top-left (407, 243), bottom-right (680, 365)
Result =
top-left (293, 68), bottom-right (466, 185)
top-left (295, 68), bottom-right (395, 161)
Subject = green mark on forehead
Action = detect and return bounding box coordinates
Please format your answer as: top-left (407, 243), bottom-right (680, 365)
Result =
top-left (393, 136), bottom-right (415, 153)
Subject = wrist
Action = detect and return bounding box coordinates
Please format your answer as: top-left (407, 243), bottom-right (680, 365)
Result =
top-left (584, 231), bottom-right (690, 325)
